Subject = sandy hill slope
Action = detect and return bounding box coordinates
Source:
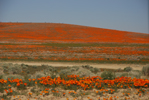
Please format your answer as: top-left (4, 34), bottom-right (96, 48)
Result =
top-left (0, 22), bottom-right (149, 44)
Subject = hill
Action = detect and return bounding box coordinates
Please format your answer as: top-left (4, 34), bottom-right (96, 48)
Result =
top-left (0, 22), bottom-right (149, 44)
top-left (0, 22), bottom-right (149, 63)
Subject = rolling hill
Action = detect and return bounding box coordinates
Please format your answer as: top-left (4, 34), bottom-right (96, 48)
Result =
top-left (0, 22), bottom-right (149, 44)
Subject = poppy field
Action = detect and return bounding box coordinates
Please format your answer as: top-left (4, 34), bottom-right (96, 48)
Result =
top-left (0, 63), bottom-right (149, 100)
top-left (0, 23), bottom-right (149, 44)
top-left (0, 22), bottom-right (149, 100)
top-left (0, 43), bottom-right (149, 63)
top-left (0, 22), bottom-right (149, 63)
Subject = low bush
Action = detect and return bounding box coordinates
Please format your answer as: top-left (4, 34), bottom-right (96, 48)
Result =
top-left (142, 65), bottom-right (149, 76)
top-left (124, 67), bottom-right (132, 72)
top-left (101, 71), bottom-right (115, 80)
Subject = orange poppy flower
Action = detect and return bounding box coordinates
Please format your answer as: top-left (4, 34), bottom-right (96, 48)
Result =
top-left (4, 89), bottom-right (8, 93)
top-left (24, 83), bottom-right (27, 86)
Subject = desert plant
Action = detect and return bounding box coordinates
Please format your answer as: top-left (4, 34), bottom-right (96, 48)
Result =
top-left (69, 91), bottom-right (79, 97)
top-left (32, 65), bottom-right (38, 69)
top-left (24, 74), bottom-right (32, 81)
top-left (96, 91), bottom-right (103, 97)
top-left (124, 67), bottom-right (132, 72)
top-left (31, 87), bottom-right (36, 93)
top-left (27, 70), bottom-right (30, 74)
top-left (82, 65), bottom-right (91, 69)
top-left (136, 88), bottom-right (146, 95)
top-left (8, 65), bottom-right (22, 74)
top-left (4, 75), bottom-right (24, 80)
top-left (59, 70), bottom-right (68, 79)
top-left (122, 89), bottom-right (131, 96)
top-left (36, 73), bottom-right (44, 79)
top-left (51, 88), bottom-right (61, 97)
top-left (120, 73), bottom-right (128, 77)
top-left (17, 82), bottom-right (27, 90)
top-left (0, 94), bottom-right (10, 100)
top-left (2, 64), bottom-right (9, 74)
top-left (142, 65), bottom-right (149, 76)
top-left (89, 68), bottom-right (100, 74)
top-left (82, 65), bottom-right (100, 74)
top-left (0, 75), bottom-right (3, 79)
top-left (0, 87), bottom-right (4, 93)
top-left (101, 71), bottom-right (115, 80)
top-left (31, 71), bottom-right (45, 79)
top-left (117, 68), bottom-right (122, 72)
top-left (21, 64), bottom-right (28, 70)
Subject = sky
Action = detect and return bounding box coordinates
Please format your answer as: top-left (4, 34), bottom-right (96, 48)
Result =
top-left (0, 0), bottom-right (148, 34)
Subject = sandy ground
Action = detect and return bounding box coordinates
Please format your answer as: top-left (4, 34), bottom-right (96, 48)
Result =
top-left (0, 60), bottom-right (148, 71)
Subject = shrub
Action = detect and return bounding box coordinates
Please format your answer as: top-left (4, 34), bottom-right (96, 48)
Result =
top-left (82, 65), bottom-right (91, 69)
top-left (89, 68), bottom-right (100, 74)
top-left (8, 65), bottom-right (22, 74)
top-left (124, 67), bottom-right (132, 72)
top-left (142, 65), bottom-right (149, 76)
top-left (2, 63), bottom-right (22, 74)
top-left (5, 75), bottom-right (24, 80)
top-left (59, 70), bottom-right (68, 79)
top-left (101, 71), bottom-right (115, 80)
top-left (120, 73), bottom-right (128, 77)
top-left (36, 73), bottom-right (44, 79)
top-left (72, 67), bottom-right (96, 77)
top-left (2, 64), bottom-right (9, 74)
top-left (0, 75), bottom-right (3, 79)
top-left (31, 71), bottom-right (45, 79)
top-left (24, 74), bottom-right (32, 81)
top-left (32, 65), bottom-right (38, 69)
top-left (31, 87), bottom-right (36, 93)
top-left (82, 65), bottom-right (100, 74)
top-left (0, 94), bottom-right (10, 100)
top-left (21, 64), bottom-right (28, 70)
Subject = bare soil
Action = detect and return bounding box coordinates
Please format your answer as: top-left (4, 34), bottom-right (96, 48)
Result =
top-left (0, 61), bottom-right (147, 71)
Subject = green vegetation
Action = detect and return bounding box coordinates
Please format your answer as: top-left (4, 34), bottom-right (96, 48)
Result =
top-left (0, 42), bottom-right (149, 64)
top-left (0, 58), bottom-right (149, 64)
top-left (124, 66), bottom-right (132, 72)
top-left (101, 71), bottom-right (115, 80)
top-left (0, 42), bottom-right (149, 47)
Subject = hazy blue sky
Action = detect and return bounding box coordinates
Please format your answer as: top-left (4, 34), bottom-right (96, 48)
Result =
top-left (0, 0), bottom-right (148, 33)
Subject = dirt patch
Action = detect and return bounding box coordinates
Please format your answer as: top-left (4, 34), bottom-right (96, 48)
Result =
top-left (0, 61), bottom-right (147, 71)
